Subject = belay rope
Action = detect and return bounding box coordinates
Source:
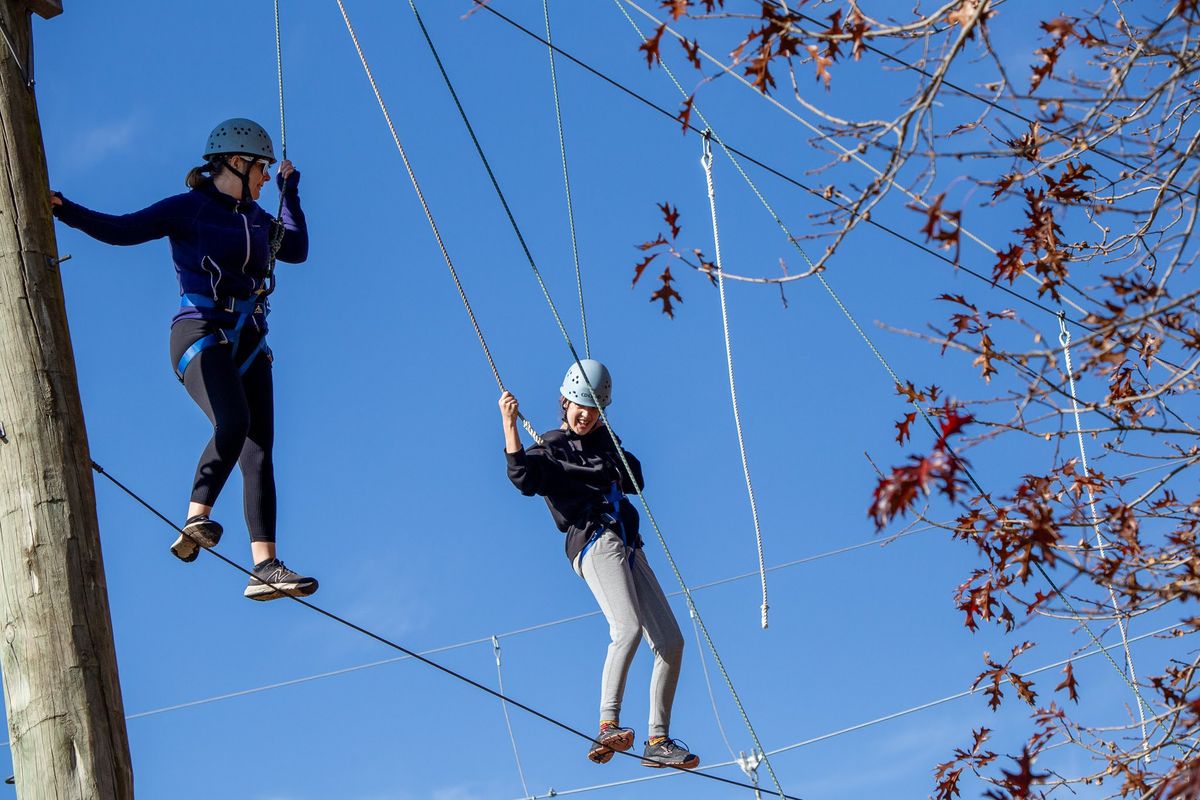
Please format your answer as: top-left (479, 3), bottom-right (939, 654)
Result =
top-left (263, 0), bottom-right (289, 297)
top-left (1057, 312), bottom-right (1150, 759)
top-left (700, 130), bottom-right (770, 630)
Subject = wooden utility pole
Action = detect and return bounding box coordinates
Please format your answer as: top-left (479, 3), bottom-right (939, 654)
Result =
top-left (0, 1), bottom-right (134, 797)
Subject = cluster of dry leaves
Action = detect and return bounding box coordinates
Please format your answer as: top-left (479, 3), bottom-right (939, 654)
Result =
top-left (626, 1), bottom-right (1200, 797)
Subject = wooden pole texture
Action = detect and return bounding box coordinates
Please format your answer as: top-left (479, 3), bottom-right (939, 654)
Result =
top-left (0, 2), bottom-right (133, 797)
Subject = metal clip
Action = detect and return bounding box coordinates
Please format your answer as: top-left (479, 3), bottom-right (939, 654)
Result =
top-left (1057, 310), bottom-right (1070, 347)
top-left (0, 421), bottom-right (7, 443)
top-left (492, 634), bottom-right (502, 668)
top-left (700, 128), bottom-right (714, 168)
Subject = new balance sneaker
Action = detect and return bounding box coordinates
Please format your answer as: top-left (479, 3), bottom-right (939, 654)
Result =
top-left (641, 737), bottom-right (700, 769)
top-left (243, 559), bottom-right (319, 601)
top-left (587, 723), bottom-right (635, 764)
top-left (171, 515), bottom-right (224, 563)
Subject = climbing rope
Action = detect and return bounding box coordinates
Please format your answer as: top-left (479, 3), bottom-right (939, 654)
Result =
top-left (1057, 312), bottom-right (1150, 759)
top-left (493, 636), bottom-right (532, 799)
top-left (263, 0), bottom-right (288, 297)
top-left (700, 131), bottom-right (770, 630)
top-left (90, 458), bottom-right (793, 797)
top-left (610, 0), bottom-right (1165, 741)
top-left (394, 2), bottom-right (789, 796)
top-left (542, 0), bottom-right (590, 358)
top-left (334, 0), bottom-right (543, 445)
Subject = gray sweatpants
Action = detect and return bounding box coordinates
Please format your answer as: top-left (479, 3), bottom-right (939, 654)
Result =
top-left (574, 530), bottom-right (684, 739)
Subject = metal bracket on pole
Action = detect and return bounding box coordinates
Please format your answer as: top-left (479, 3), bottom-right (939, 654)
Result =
top-left (0, 15), bottom-right (32, 88)
top-left (47, 253), bottom-right (70, 270)
top-left (0, 421), bottom-right (7, 443)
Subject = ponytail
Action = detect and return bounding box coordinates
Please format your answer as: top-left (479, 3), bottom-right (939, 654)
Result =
top-left (184, 157), bottom-right (227, 189)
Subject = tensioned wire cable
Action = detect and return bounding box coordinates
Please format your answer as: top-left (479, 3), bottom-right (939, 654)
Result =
top-left (700, 130), bottom-right (770, 630)
top-left (542, 0), bottom-right (590, 359)
top-left (394, 2), bottom-right (790, 796)
top-left (510, 622), bottom-right (1188, 799)
top-left (609, 0), bottom-right (1167, 745)
top-left (470, 1), bottom-right (1194, 381)
top-left (0, 521), bottom-right (936, 734)
top-left (336, 2), bottom-right (787, 795)
top-left (90, 457), bottom-right (795, 797)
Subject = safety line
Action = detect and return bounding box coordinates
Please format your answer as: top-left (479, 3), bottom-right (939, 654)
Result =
top-left (90, 458), bottom-right (793, 798)
top-left (690, 609), bottom-right (738, 762)
top-left (273, 0), bottom-right (287, 163)
top-left (265, 0), bottom-right (288, 297)
top-left (509, 621), bottom-right (1186, 799)
top-left (610, 0), bottom-right (1166, 741)
top-left (701, 131), bottom-right (770, 630)
top-left (333, 0), bottom-right (543, 446)
top-left (471, 1), bottom-right (1192, 380)
top-left (1057, 313), bottom-right (1149, 757)
top-left (493, 636), bottom-right (532, 799)
top-left (401, 2), bottom-right (789, 796)
top-left (542, 0), bottom-right (591, 359)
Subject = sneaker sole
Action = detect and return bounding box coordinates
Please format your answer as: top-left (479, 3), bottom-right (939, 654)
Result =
top-left (641, 754), bottom-right (700, 770)
top-left (587, 729), bottom-right (633, 764)
top-left (244, 578), bottom-right (319, 602)
top-left (171, 522), bottom-right (223, 563)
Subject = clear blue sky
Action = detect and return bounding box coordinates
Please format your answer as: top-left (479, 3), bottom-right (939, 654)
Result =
top-left (14, 1), bottom-right (1184, 798)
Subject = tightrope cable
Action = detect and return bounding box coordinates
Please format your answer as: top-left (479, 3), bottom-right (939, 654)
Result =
top-left (90, 458), bottom-right (793, 797)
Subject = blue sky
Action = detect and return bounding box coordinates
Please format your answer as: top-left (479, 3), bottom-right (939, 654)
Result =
top-left (14, 1), bottom-right (1189, 798)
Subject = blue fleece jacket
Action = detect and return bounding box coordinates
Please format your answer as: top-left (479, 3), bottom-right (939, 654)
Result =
top-left (52, 172), bottom-right (308, 330)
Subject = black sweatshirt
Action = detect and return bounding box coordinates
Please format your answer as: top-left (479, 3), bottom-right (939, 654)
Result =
top-left (506, 425), bottom-right (645, 564)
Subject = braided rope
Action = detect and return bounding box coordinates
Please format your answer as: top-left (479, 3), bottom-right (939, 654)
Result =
top-left (1058, 313), bottom-right (1150, 760)
top-left (701, 133), bottom-right (769, 630)
top-left (542, 0), bottom-right (591, 359)
top-left (335, 0), bottom-right (542, 445)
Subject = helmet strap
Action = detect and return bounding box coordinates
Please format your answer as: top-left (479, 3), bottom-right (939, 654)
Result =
top-left (222, 155), bottom-right (254, 203)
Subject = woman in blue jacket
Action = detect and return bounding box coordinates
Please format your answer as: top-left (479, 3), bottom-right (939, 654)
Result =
top-left (52, 118), bottom-right (316, 601)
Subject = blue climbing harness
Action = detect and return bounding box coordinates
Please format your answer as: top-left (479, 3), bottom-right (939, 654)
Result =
top-left (174, 293), bottom-right (271, 382)
top-left (578, 480), bottom-right (630, 564)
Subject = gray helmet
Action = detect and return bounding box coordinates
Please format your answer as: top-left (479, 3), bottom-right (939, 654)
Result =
top-left (203, 118), bottom-right (276, 163)
top-left (560, 359), bottom-right (612, 408)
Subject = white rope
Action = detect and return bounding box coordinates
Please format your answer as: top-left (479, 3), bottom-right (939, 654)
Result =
top-left (1057, 312), bottom-right (1150, 761)
top-left (542, 0), bottom-right (590, 358)
top-left (493, 636), bottom-right (533, 798)
top-left (700, 132), bottom-right (770, 630)
top-left (334, 0), bottom-right (543, 445)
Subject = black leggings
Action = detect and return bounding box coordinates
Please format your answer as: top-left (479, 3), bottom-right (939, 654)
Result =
top-left (169, 319), bottom-right (276, 543)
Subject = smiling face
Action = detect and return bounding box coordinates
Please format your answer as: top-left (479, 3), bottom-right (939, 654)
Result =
top-left (563, 398), bottom-right (601, 436)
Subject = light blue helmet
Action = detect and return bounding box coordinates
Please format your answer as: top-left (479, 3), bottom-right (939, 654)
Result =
top-left (203, 118), bottom-right (276, 163)
top-left (560, 359), bottom-right (612, 408)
